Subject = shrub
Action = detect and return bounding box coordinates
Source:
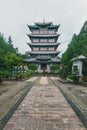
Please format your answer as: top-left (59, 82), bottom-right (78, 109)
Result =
top-left (67, 74), bottom-right (79, 83)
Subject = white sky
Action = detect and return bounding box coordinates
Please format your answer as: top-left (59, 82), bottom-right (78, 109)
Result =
top-left (0, 0), bottom-right (87, 56)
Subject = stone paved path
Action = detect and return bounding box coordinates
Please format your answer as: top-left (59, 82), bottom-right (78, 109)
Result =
top-left (25, 77), bottom-right (38, 82)
top-left (3, 76), bottom-right (86, 130)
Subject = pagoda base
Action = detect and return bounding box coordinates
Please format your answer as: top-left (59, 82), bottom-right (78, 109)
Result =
top-left (38, 63), bottom-right (50, 72)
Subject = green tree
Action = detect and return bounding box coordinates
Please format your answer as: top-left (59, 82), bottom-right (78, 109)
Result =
top-left (0, 33), bottom-right (22, 80)
top-left (6, 53), bottom-right (22, 67)
top-left (28, 64), bottom-right (37, 72)
top-left (5, 53), bottom-right (22, 76)
top-left (82, 60), bottom-right (87, 76)
top-left (61, 21), bottom-right (87, 77)
top-left (50, 64), bottom-right (59, 73)
top-left (8, 36), bottom-right (13, 44)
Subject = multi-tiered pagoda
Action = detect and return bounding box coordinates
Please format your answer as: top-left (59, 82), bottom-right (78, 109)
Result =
top-left (24, 21), bottom-right (61, 72)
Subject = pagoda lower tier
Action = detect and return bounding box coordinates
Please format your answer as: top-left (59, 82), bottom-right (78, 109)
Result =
top-left (24, 56), bottom-right (61, 72)
top-left (24, 57), bottom-right (60, 63)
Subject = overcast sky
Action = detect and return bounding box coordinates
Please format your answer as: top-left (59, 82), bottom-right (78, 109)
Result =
top-left (0, 0), bottom-right (87, 55)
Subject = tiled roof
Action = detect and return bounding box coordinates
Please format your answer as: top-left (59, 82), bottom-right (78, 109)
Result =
top-left (71, 55), bottom-right (86, 61)
top-left (27, 42), bottom-right (60, 47)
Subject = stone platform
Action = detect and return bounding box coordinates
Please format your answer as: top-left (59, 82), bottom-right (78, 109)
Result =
top-left (3, 76), bottom-right (86, 130)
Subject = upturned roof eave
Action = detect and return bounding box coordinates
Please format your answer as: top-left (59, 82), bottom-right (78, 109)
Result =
top-left (48, 60), bottom-right (61, 63)
top-left (35, 22), bottom-right (53, 27)
top-left (71, 55), bottom-right (87, 61)
top-left (23, 58), bottom-right (39, 63)
top-left (27, 25), bottom-right (39, 30)
top-left (28, 51), bottom-right (60, 55)
top-left (36, 56), bottom-right (51, 61)
top-left (47, 24), bottom-right (60, 31)
top-left (23, 57), bottom-right (61, 63)
top-left (27, 34), bottom-right (60, 39)
top-left (27, 42), bottom-right (61, 47)
top-left (27, 24), bottom-right (60, 31)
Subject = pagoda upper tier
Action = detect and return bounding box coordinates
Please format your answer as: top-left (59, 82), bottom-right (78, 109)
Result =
top-left (35, 21), bottom-right (52, 27)
top-left (28, 22), bottom-right (60, 32)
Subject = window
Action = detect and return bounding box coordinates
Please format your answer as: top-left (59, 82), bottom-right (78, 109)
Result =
top-left (33, 48), bottom-right (39, 51)
top-left (40, 48), bottom-right (47, 51)
top-left (33, 39), bottom-right (39, 42)
top-left (40, 39), bottom-right (47, 42)
top-left (40, 29), bottom-right (47, 34)
top-left (49, 39), bottom-right (55, 42)
top-left (49, 30), bottom-right (54, 34)
top-left (49, 47), bottom-right (54, 51)
top-left (33, 30), bottom-right (39, 34)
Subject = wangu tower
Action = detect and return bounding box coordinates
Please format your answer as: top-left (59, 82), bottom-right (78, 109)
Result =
top-left (24, 21), bottom-right (61, 72)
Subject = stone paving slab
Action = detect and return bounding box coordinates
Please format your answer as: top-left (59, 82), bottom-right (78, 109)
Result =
top-left (39, 76), bottom-right (48, 85)
top-left (25, 77), bottom-right (38, 82)
top-left (3, 77), bottom-right (86, 130)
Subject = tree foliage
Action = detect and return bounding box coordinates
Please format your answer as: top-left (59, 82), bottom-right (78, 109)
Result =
top-left (61, 21), bottom-right (87, 76)
top-left (0, 33), bottom-right (23, 79)
top-left (28, 64), bottom-right (37, 72)
top-left (50, 64), bottom-right (60, 73)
